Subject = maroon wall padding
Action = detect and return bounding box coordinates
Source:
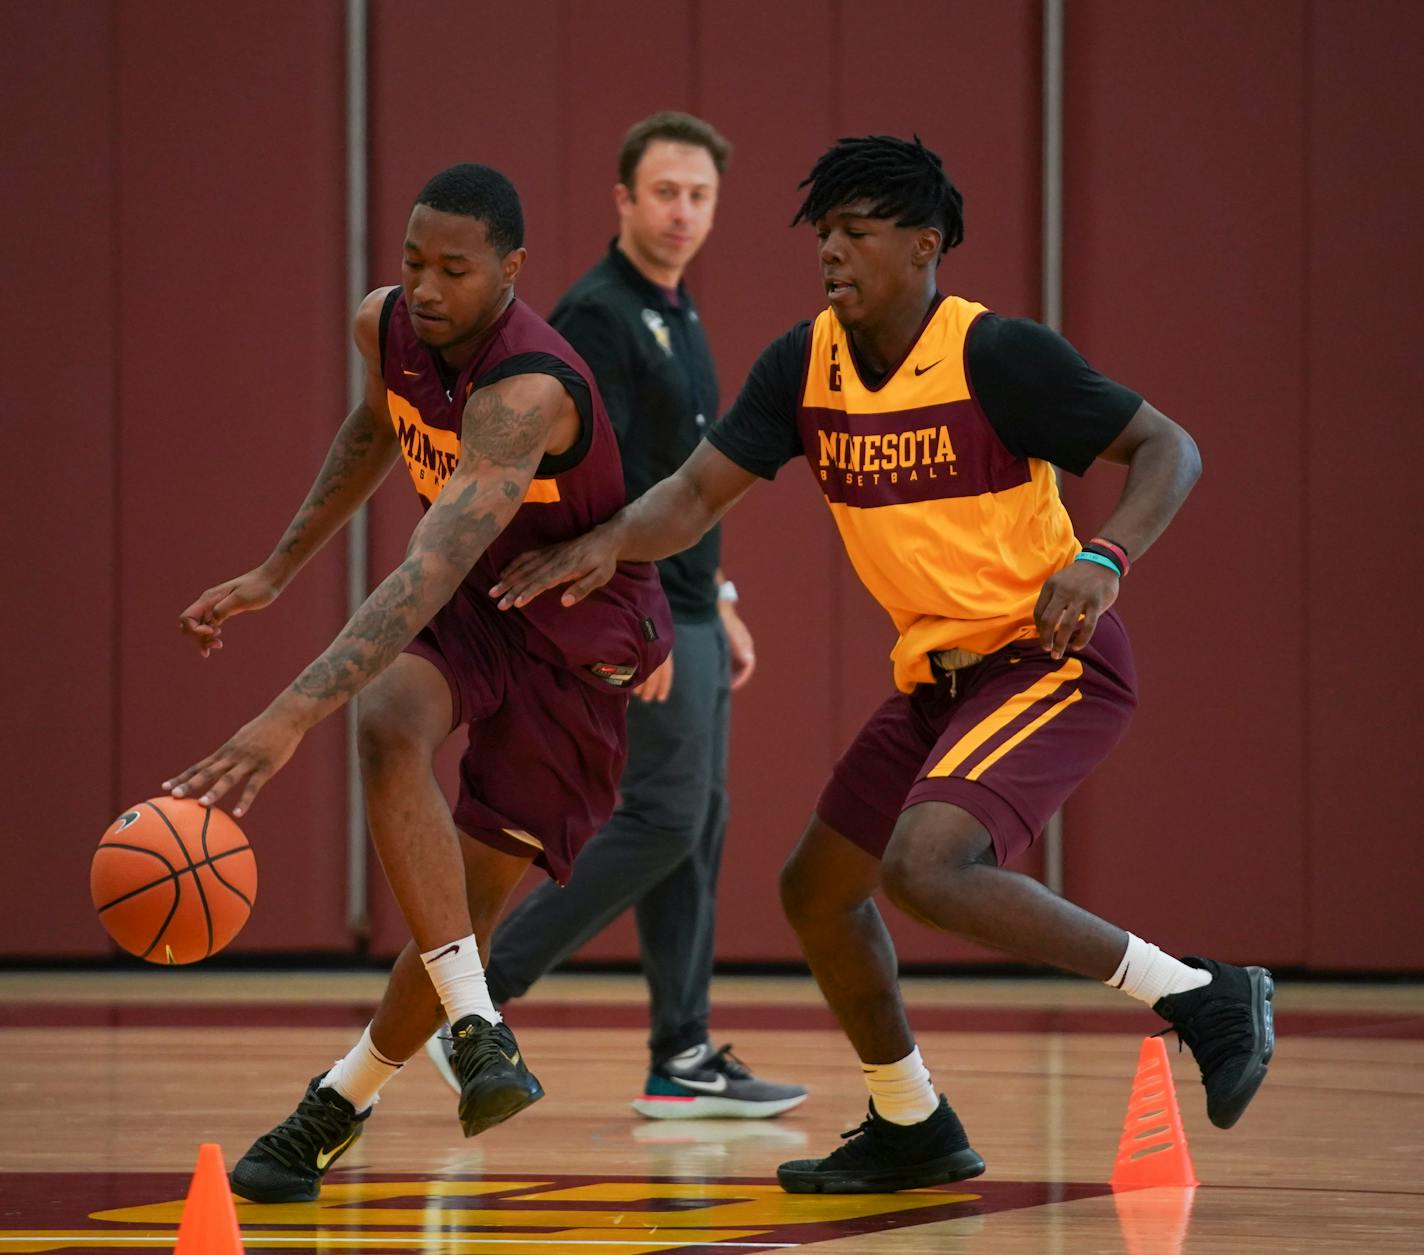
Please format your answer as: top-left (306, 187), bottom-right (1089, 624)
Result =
top-left (0, 4), bottom-right (120, 955)
top-left (1060, 3), bottom-right (1311, 967)
top-left (5, 1), bottom-right (1421, 969)
top-left (1303, 0), bottom-right (1424, 968)
top-left (0, 0), bottom-right (354, 957)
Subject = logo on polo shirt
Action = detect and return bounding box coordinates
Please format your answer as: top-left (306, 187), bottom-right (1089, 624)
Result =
top-left (641, 309), bottom-right (673, 357)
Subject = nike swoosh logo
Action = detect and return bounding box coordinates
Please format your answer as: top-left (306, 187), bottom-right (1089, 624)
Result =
top-left (671, 1074), bottom-right (727, 1094)
top-left (402, 368), bottom-right (422, 377)
top-left (914, 359), bottom-right (944, 375)
top-left (501, 1050), bottom-right (521, 1067)
top-left (429, 943), bottom-right (460, 962)
top-left (315, 1131), bottom-right (358, 1170)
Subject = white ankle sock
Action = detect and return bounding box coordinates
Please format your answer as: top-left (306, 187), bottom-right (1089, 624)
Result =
top-left (321, 1023), bottom-right (402, 1112)
top-left (1107, 933), bottom-right (1211, 1006)
top-left (861, 1046), bottom-right (939, 1126)
top-left (421, 934), bottom-right (502, 1026)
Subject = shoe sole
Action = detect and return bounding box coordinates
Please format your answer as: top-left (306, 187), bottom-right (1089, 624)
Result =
top-left (777, 1146), bottom-right (986, 1194)
top-left (1210, 966), bottom-right (1275, 1130)
top-left (632, 1092), bottom-right (808, 1120)
top-left (459, 1078), bottom-right (545, 1137)
top-left (229, 1172), bottom-right (319, 1205)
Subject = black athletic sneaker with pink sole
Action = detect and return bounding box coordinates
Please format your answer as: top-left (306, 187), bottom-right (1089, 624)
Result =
top-left (777, 1095), bottom-right (985, 1193)
top-left (1154, 956), bottom-right (1275, 1129)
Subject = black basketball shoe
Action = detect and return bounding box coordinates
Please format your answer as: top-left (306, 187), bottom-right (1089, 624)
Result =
top-left (451, 1014), bottom-right (544, 1137)
top-left (777, 1095), bottom-right (985, 1194)
top-left (1154, 956), bottom-right (1275, 1129)
top-left (230, 1075), bottom-right (370, 1203)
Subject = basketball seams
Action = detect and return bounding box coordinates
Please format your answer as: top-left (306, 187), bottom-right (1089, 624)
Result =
top-left (93, 844), bottom-right (253, 913)
top-left (143, 801), bottom-right (214, 961)
top-left (201, 805), bottom-right (255, 911)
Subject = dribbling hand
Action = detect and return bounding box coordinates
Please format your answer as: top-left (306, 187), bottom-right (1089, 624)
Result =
top-left (163, 708), bottom-right (305, 818)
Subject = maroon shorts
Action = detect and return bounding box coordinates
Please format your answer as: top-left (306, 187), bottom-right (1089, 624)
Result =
top-left (817, 610), bottom-right (1138, 866)
top-left (405, 597), bottom-right (629, 885)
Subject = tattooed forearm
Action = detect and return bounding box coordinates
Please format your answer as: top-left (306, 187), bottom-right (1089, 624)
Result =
top-left (276, 377), bottom-right (560, 721)
top-left (268, 403), bottom-right (392, 571)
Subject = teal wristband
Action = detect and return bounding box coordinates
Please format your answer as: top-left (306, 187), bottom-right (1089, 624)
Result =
top-left (1074, 551), bottom-right (1123, 577)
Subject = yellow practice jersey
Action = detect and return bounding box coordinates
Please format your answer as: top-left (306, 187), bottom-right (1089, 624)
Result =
top-left (708, 295), bottom-right (1143, 694)
top-left (802, 298), bottom-right (1078, 691)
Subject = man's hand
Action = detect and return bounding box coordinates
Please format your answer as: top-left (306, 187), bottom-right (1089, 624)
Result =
top-left (634, 652), bottom-right (674, 703)
top-left (490, 524), bottom-right (621, 610)
top-left (163, 706), bottom-right (306, 818)
top-left (1033, 561), bottom-right (1119, 660)
top-left (720, 603), bottom-right (756, 690)
top-left (179, 570), bottom-right (281, 658)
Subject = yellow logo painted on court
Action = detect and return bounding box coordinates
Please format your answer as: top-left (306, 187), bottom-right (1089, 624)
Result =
top-left (32, 1176), bottom-right (987, 1252)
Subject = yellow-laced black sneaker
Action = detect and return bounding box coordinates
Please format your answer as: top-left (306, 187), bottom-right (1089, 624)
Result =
top-left (230, 1075), bottom-right (369, 1203)
top-left (451, 1014), bottom-right (544, 1137)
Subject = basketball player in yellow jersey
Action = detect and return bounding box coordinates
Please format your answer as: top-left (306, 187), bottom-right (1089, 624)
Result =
top-left (490, 136), bottom-right (1274, 1193)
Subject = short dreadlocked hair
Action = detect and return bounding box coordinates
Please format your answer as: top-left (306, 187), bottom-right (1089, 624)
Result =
top-left (791, 135), bottom-right (964, 254)
top-left (414, 163), bottom-right (524, 255)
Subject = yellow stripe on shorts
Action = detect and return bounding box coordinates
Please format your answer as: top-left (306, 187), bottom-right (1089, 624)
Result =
top-left (926, 657), bottom-right (1084, 779)
top-left (965, 688), bottom-right (1084, 781)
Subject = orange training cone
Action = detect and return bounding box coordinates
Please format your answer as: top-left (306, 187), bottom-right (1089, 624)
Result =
top-left (1113, 1184), bottom-right (1197, 1255)
top-left (174, 1143), bottom-right (246, 1255)
top-left (1110, 1035), bottom-right (1198, 1190)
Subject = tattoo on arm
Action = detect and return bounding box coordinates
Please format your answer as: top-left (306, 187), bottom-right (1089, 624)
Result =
top-left (285, 381), bottom-right (555, 708)
top-left (273, 405), bottom-right (382, 560)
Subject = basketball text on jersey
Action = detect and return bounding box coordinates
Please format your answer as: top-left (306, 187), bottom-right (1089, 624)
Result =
top-left (387, 389), bottom-right (560, 507)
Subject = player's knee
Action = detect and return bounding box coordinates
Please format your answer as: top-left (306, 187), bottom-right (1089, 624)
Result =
top-left (778, 855), bottom-right (815, 926)
top-left (355, 692), bottom-right (427, 777)
top-left (882, 816), bottom-right (991, 919)
top-left (879, 842), bottom-right (929, 918)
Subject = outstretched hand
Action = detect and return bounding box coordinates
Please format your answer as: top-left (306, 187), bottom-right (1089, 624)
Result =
top-left (489, 527), bottom-right (620, 610)
top-left (1033, 562), bottom-right (1119, 659)
top-left (179, 570), bottom-right (281, 657)
top-left (163, 707), bottom-right (305, 818)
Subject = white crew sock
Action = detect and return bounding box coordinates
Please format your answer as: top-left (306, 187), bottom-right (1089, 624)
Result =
top-left (321, 1023), bottom-right (402, 1112)
top-left (861, 1046), bottom-right (939, 1126)
top-left (421, 934), bottom-right (502, 1026)
top-left (1107, 932), bottom-right (1212, 1006)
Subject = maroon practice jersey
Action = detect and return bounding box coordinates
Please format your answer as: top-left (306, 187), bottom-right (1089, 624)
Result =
top-left (379, 288), bottom-right (670, 686)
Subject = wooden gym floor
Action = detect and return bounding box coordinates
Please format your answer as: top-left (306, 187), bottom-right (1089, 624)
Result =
top-left (2, 969), bottom-right (1422, 1252)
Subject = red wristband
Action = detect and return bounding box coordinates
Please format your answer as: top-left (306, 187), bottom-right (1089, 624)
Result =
top-left (1089, 536), bottom-right (1131, 576)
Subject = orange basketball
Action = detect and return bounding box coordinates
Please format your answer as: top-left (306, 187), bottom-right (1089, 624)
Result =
top-left (91, 798), bottom-right (257, 965)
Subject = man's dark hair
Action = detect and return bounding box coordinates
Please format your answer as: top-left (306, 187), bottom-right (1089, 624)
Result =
top-left (414, 163), bottom-right (524, 255)
top-left (791, 135), bottom-right (964, 254)
top-left (618, 111), bottom-right (732, 189)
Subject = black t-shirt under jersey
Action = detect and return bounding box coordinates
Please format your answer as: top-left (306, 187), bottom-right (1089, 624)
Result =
top-left (708, 311), bottom-right (1143, 480)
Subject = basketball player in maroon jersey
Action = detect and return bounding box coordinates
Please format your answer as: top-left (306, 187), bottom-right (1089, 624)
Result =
top-left (166, 164), bottom-right (670, 1202)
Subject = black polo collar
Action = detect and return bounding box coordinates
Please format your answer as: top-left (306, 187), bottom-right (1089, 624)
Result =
top-left (606, 239), bottom-right (688, 310)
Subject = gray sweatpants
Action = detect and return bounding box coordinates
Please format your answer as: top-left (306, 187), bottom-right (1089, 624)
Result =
top-left (486, 615), bottom-right (731, 1062)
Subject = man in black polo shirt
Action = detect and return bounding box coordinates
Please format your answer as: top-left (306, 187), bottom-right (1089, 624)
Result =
top-left (427, 112), bottom-right (806, 1119)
